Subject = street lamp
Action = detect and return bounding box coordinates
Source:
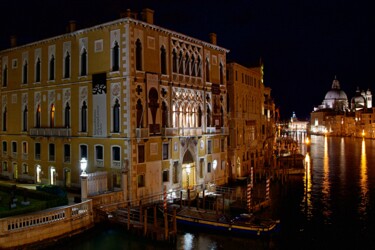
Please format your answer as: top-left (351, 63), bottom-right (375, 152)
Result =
top-left (186, 164), bottom-right (191, 189)
top-left (212, 160), bottom-right (217, 185)
top-left (80, 157), bottom-right (87, 175)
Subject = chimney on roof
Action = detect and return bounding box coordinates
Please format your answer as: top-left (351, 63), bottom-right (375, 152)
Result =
top-left (209, 33), bottom-right (217, 45)
top-left (67, 20), bottom-right (77, 33)
top-left (10, 35), bottom-right (17, 48)
top-left (141, 8), bottom-right (154, 24)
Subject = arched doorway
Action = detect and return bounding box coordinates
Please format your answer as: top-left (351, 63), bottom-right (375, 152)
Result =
top-left (50, 166), bottom-right (56, 185)
top-left (36, 165), bottom-right (42, 183)
top-left (64, 168), bottom-right (71, 187)
top-left (182, 150), bottom-right (196, 189)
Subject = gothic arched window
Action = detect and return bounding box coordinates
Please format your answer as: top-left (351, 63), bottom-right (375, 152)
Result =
top-left (81, 101), bottom-right (87, 132)
top-left (23, 105), bottom-right (28, 131)
top-left (113, 99), bottom-right (120, 132)
top-left (112, 41), bottom-right (119, 71)
top-left (64, 52), bottom-right (70, 78)
top-left (36, 58), bottom-right (41, 82)
top-left (161, 46), bottom-right (167, 75)
top-left (136, 39), bottom-right (142, 71)
top-left (65, 102), bottom-right (70, 128)
top-left (136, 99), bottom-right (143, 128)
top-left (80, 49), bottom-right (87, 76)
top-left (49, 55), bottom-right (55, 80)
top-left (36, 105), bottom-right (41, 128)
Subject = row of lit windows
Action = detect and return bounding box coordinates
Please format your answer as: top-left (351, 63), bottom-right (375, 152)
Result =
top-left (1, 141), bottom-right (121, 168)
top-left (1, 98), bottom-right (120, 133)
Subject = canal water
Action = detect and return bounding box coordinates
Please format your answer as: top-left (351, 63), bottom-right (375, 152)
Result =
top-left (52, 135), bottom-right (375, 249)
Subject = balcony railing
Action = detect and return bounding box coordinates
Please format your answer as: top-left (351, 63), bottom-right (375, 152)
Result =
top-left (30, 128), bottom-right (71, 137)
top-left (162, 127), bottom-right (203, 137)
top-left (95, 159), bottom-right (104, 167)
top-left (136, 128), bottom-right (149, 138)
top-left (112, 160), bottom-right (121, 169)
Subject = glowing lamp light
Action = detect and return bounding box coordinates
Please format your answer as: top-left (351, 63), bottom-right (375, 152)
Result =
top-left (80, 157), bottom-right (87, 175)
top-left (305, 137), bottom-right (310, 145)
top-left (186, 164), bottom-right (191, 175)
top-left (362, 130), bottom-right (365, 137)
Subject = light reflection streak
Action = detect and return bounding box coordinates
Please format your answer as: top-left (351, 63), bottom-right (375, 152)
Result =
top-left (303, 153), bottom-right (312, 219)
top-left (322, 136), bottom-right (331, 223)
top-left (359, 138), bottom-right (368, 218)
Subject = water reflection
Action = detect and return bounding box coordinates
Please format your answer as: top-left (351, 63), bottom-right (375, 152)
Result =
top-left (359, 138), bottom-right (368, 219)
top-left (303, 153), bottom-right (312, 219)
top-left (322, 135), bottom-right (331, 223)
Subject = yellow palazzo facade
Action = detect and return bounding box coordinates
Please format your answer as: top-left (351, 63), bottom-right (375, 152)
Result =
top-left (0, 9), bottom-right (229, 200)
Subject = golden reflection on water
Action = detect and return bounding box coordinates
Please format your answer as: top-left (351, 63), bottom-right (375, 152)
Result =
top-left (303, 153), bottom-right (312, 218)
top-left (322, 136), bottom-right (331, 222)
top-left (360, 138), bottom-right (368, 215)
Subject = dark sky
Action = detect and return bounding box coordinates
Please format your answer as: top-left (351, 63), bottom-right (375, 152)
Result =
top-left (1, 0), bottom-right (374, 120)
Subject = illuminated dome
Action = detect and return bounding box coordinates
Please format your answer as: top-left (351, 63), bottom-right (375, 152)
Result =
top-left (321, 76), bottom-right (349, 111)
top-left (351, 87), bottom-right (366, 110)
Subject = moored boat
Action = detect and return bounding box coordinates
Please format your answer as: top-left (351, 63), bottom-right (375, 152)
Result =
top-left (175, 207), bottom-right (280, 237)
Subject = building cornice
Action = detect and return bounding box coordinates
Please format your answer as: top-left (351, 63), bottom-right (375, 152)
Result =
top-left (1, 18), bottom-right (229, 54)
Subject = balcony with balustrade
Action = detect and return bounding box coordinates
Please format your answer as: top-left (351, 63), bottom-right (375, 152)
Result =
top-left (30, 128), bottom-right (71, 137)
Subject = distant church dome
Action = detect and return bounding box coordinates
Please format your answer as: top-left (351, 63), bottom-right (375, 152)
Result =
top-left (350, 88), bottom-right (366, 110)
top-left (321, 76), bottom-right (349, 111)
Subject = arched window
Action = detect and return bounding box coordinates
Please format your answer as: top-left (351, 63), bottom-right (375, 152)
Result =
top-left (162, 101), bottom-right (168, 128)
top-left (191, 55), bottom-right (196, 77)
top-left (80, 48), bottom-right (87, 76)
top-left (113, 99), bottom-right (120, 132)
top-left (36, 105), bottom-right (41, 128)
top-left (81, 101), bottom-right (87, 132)
top-left (23, 61), bottom-right (28, 84)
top-left (50, 104), bottom-right (55, 128)
top-left (198, 106), bottom-right (202, 127)
top-left (136, 39), bottom-right (142, 71)
top-left (220, 62), bottom-right (224, 85)
top-left (172, 102), bottom-right (177, 127)
top-left (160, 46), bottom-right (167, 75)
top-left (205, 58), bottom-right (210, 82)
top-left (36, 58), bottom-right (41, 82)
top-left (172, 50), bottom-right (177, 73)
top-left (2, 65), bottom-right (7, 87)
top-left (178, 51), bottom-right (183, 74)
top-left (179, 105), bottom-right (184, 128)
top-left (23, 105), bottom-right (28, 131)
top-left (206, 105), bottom-right (211, 127)
top-left (64, 102), bottom-right (70, 128)
top-left (2, 106), bottom-right (7, 131)
top-left (197, 57), bottom-right (202, 77)
top-left (64, 52), bottom-right (70, 78)
top-left (112, 41), bottom-right (119, 71)
top-left (49, 55), bottom-right (55, 80)
top-left (136, 99), bottom-right (143, 128)
top-left (185, 54), bottom-right (190, 75)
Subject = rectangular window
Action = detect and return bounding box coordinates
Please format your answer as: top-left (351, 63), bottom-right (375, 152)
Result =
top-left (162, 143), bottom-right (169, 160)
top-left (12, 141), bottom-right (17, 153)
top-left (207, 162), bottom-right (211, 173)
top-left (35, 142), bottom-right (41, 160)
top-left (112, 146), bottom-right (121, 168)
top-left (95, 145), bottom-right (104, 167)
top-left (173, 161), bottom-right (178, 184)
top-left (22, 141), bottom-right (28, 154)
top-left (2, 161), bottom-right (8, 172)
top-left (138, 144), bottom-right (145, 163)
top-left (138, 174), bottom-right (145, 188)
top-left (64, 144), bottom-right (71, 163)
top-left (80, 144), bottom-right (88, 159)
top-left (2, 141), bottom-right (7, 155)
top-left (49, 143), bottom-right (55, 161)
top-left (207, 140), bottom-right (212, 154)
top-left (162, 170), bottom-right (169, 182)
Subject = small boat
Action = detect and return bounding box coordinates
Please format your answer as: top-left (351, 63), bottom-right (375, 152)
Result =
top-left (175, 207), bottom-right (280, 237)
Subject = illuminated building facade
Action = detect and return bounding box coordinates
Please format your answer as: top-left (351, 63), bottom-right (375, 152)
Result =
top-left (226, 62), bottom-right (276, 180)
top-left (310, 77), bottom-right (373, 138)
top-left (0, 9), bottom-right (229, 199)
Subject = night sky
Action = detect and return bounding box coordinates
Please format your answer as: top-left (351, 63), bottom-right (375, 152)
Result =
top-left (1, 0), bottom-right (374, 120)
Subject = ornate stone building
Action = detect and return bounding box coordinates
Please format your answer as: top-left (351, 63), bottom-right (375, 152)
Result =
top-left (226, 62), bottom-right (276, 180)
top-left (0, 8), bottom-right (229, 200)
top-left (310, 76), bottom-right (373, 138)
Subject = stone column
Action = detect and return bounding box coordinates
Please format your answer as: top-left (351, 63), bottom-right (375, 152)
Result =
top-left (81, 173), bottom-right (88, 201)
